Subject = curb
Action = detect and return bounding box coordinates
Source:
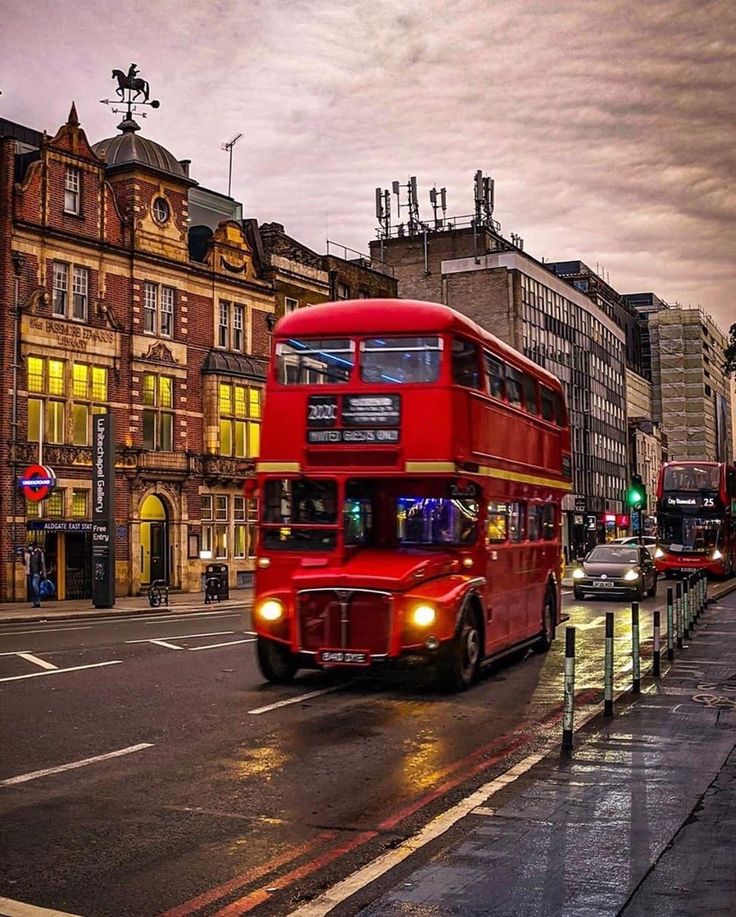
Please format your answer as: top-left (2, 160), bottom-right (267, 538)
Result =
top-left (0, 599), bottom-right (253, 626)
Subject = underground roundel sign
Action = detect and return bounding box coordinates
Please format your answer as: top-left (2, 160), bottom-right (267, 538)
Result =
top-left (18, 464), bottom-right (57, 502)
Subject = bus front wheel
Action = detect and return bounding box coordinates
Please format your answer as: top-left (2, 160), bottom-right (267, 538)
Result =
top-left (257, 637), bottom-right (298, 685)
top-left (534, 591), bottom-right (556, 653)
top-left (437, 604), bottom-right (481, 692)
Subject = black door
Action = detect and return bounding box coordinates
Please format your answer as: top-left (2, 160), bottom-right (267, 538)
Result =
top-left (66, 534), bottom-right (92, 599)
top-left (150, 522), bottom-right (167, 583)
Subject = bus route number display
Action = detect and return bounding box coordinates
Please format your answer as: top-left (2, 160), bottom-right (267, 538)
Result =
top-left (307, 395), bottom-right (401, 444)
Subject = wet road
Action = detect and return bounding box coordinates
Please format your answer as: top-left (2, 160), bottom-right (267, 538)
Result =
top-left (0, 588), bottom-right (686, 916)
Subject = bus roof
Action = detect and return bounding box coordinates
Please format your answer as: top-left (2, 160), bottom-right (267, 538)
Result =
top-left (276, 299), bottom-right (564, 391)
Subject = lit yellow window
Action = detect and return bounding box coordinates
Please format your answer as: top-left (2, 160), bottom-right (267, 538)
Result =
top-left (159, 376), bottom-right (173, 408)
top-left (249, 388), bottom-right (261, 419)
top-left (248, 422), bottom-right (260, 457)
top-left (72, 489), bottom-right (88, 518)
top-left (73, 363), bottom-right (88, 399)
top-left (234, 420), bottom-right (245, 457)
top-left (25, 499), bottom-right (40, 519)
top-left (91, 367), bottom-right (107, 401)
top-left (234, 385), bottom-right (246, 418)
top-left (219, 383), bottom-right (232, 415)
top-left (219, 418), bottom-right (233, 456)
top-left (28, 399), bottom-right (41, 440)
top-left (46, 490), bottom-right (64, 517)
top-left (27, 357), bottom-right (44, 393)
top-left (142, 375), bottom-right (156, 406)
top-left (48, 360), bottom-right (65, 395)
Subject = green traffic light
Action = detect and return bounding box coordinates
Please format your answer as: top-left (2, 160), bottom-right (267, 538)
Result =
top-left (626, 477), bottom-right (646, 509)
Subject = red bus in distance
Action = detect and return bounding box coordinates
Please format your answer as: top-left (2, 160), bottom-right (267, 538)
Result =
top-left (656, 461), bottom-right (736, 577)
top-left (254, 299), bottom-right (572, 690)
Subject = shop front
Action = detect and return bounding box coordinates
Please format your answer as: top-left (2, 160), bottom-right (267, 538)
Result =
top-left (26, 520), bottom-right (93, 600)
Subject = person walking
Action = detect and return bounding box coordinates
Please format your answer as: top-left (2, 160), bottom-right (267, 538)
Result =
top-left (28, 543), bottom-right (46, 608)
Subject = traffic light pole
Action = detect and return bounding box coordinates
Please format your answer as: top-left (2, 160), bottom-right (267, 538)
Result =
top-left (638, 507), bottom-right (643, 546)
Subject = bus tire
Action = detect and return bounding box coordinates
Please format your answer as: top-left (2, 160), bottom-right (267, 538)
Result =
top-left (257, 637), bottom-right (298, 685)
top-left (437, 602), bottom-right (481, 693)
top-left (534, 590), bottom-right (556, 653)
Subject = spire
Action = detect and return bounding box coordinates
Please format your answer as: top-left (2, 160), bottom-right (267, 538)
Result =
top-left (68, 101), bottom-right (80, 127)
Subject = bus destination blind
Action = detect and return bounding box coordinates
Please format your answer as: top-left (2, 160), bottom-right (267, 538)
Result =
top-left (307, 394), bottom-right (400, 444)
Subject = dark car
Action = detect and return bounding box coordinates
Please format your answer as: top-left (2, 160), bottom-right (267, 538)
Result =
top-left (573, 544), bottom-right (658, 601)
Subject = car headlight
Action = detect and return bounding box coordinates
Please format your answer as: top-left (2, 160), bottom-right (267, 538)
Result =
top-left (572, 568), bottom-right (585, 580)
top-left (712, 549), bottom-right (722, 560)
top-left (654, 547), bottom-right (664, 559)
top-left (257, 598), bottom-right (284, 621)
top-left (411, 604), bottom-right (436, 627)
top-left (624, 569), bottom-right (640, 581)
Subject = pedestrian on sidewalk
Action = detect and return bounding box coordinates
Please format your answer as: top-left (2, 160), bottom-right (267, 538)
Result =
top-left (28, 543), bottom-right (47, 608)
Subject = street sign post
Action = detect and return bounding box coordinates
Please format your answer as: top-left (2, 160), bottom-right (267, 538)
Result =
top-left (92, 414), bottom-right (116, 608)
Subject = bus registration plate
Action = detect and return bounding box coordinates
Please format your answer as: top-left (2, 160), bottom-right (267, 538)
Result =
top-left (317, 649), bottom-right (371, 666)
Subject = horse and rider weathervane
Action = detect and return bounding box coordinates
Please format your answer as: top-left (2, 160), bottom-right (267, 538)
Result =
top-left (100, 64), bottom-right (160, 131)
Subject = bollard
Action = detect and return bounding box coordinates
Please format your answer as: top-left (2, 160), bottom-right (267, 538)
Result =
top-left (562, 626), bottom-right (576, 750)
top-left (653, 609), bottom-right (661, 677)
top-left (632, 601), bottom-right (641, 694)
top-left (683, 578), bottom-right (690, 638)
top-left (666, 586), bottom-right (675, 661)
top-left (675, 581), bottom-right (683, 648)
top-left (696, 573), bottom-right (703, 620)
top-left (702, 572), bottom-right (709, 609)
top-left (604, 611), bottom-right (614, 717)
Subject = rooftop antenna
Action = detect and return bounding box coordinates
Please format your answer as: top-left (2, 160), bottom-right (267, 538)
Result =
top-left (391, 177), bottom-right (421, 235)
top-left (222, 132), bottom-right (244, 198)
top-left (375, 187), bottom-right (391, 239)
top-left (474, 170), bottom-right (495, 226)
top-left (429, 185), bottom-right (447, 229)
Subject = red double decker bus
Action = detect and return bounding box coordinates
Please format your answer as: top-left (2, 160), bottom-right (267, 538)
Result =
top-left (253, 300), bottom-right (572, 690)
top-left (655, 461), bottom-right (736, 577)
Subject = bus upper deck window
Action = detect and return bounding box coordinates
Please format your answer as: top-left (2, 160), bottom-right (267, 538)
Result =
top-left (506, 367), bottom-right (523, 408)
top-left (452, 338), bottom-right (481, 388)
top-left (522, 374), bottom-right (539, 414)
top-left (540, 386), bottom-right (556, 422)
top-left (484, 353), bottom-right (505, 399)
top-left (361, 337), bottom-right (442, 384)
top-left (276, 339), bottom-right (354, 384)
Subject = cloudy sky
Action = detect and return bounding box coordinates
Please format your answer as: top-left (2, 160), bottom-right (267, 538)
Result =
top-left (2, 0), bottom-right (734, 331)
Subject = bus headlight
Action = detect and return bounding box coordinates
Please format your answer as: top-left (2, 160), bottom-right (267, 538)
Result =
top-left (624, 569), bottom-right (640, 581)
top-left (572, 568), bottom-right (585, 580)
top-left (257, 598), bottom-right (284, 621)
top-left (712, 549), bottom-right (722, 560)
top-left (654, 547), bottom-right (664, 559)
top-left (256, 557), bottom-right (271, 569)
top-left (412, 604), bottom-right (436, 627)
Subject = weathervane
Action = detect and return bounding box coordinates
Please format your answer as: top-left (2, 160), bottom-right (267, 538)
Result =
top-left (100, 64), bottom-right (160, 130)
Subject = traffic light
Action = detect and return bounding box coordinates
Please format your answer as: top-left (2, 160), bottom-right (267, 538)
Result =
top-left (626, 474), bottom-right (647, 510)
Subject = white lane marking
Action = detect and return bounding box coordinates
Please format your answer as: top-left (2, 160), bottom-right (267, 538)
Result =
top-left (0, 626), bottom-right (93, 636)
top-left (0, 650), bottom-right (31, 655)
top-left (288, 750), bottom-right (547, 917)
top-left (574, 616), bottom-right (606, 631)
top-left (1, 742), bottom-right (153, 787)
top-left (16, 653), bottom-right (58, 670)
top-left (188, 638), bottom-right (255, 651)
top-left (0, 660), bottom-right (122, 684)
top-left (149, 639), bottom-right (185, 651)
top-left (249, 685), bottom-right (343, 715)
top-left (471, 806), bottom-right (497, 816)
top-left (126, 631), bottom-right (234, 643)
top-left (0, 896), bottom-right (82, 916)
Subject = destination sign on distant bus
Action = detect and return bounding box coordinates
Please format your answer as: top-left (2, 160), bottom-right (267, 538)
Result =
top-left (306, 394), bottom-right (401, 444)
top-left (665, 492), bottom-right (720, 509)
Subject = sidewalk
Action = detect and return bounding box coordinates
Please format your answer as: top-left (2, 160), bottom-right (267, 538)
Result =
top-left (355, 589), bottom-right (736, 916)
top-left (0, 587), bottom-right (253, 624)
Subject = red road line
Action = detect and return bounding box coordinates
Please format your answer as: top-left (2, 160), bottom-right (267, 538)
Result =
top-left (212, 831), bottom-right (379, 916)
top-left (159, 833), bottom-right (338, 917)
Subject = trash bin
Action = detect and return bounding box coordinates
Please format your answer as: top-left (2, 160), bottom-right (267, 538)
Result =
top-left (204, 563), bottom-right (229, 602)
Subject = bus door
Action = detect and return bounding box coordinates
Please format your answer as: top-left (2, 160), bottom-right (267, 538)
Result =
top-left (485, 502), bottom-right (516, 648)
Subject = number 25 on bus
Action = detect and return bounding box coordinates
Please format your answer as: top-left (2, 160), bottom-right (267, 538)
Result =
top-left (253, 300), bottom-right (572, 691)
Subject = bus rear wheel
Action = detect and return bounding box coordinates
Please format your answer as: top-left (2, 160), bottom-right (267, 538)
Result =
top-left (437, 604), bottom-right (481, 692)
top-left (257, 637), bottom-right (298, 685)
top-left (534, 591), bottom-right (556, 653)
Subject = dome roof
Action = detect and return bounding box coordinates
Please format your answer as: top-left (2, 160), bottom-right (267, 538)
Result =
top-left (93, 121), bottom-right (190, 181)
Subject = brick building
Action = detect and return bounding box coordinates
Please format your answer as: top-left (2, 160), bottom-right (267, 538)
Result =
top-left (368, 222), bottom-right (628, 552)
top-left (0, 107), bottom-right (276, 601)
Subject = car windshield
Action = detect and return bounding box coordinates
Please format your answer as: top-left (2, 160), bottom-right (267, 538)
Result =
top-left (660, 514), bottom-right (721, 551)
top-left (587, 546), bottom-right (639, 564)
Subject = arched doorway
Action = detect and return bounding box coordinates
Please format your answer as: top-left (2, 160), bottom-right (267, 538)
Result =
top-left (140, 494), bottom-right (168, 584)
